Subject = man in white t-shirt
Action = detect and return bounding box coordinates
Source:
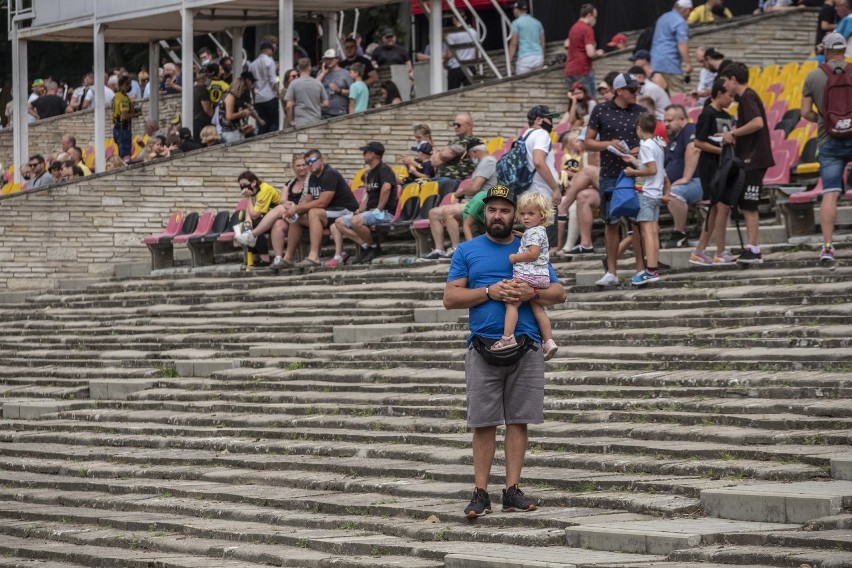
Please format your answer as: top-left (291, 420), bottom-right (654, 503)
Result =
top-left (523, 105), bottom-right (562, 206)
top-left (67, 73), bottom-right (95, 113)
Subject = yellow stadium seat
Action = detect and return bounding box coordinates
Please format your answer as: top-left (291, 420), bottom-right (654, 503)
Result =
top-left (391, 164), bottom-right (408, 181)
top-left (759, 90), bottom-right (776, 107)
top-left (727, 102), bottom-right (738, 117)
top-left (351, 167), bottom-right (368, 189)
top-left (486, 137), bottom-right (504, 155)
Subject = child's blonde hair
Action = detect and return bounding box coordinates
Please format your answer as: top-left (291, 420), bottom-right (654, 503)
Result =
top-left (516, 191), bottom-right (554, 227)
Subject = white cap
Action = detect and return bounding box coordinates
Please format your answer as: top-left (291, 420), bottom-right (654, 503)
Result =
top-left (322, 49), bottom-right (338, 59)
top-left (823, 32), bottom-right (847, 51)
top-left (676, 0), bottom-right (693, 8)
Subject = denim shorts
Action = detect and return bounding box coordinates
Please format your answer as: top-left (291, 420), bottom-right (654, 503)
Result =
top-left (635, 193), bottom-right (661, 223)
top-left (341, 210), bottom-right (390, 229)
top-left (598, 175), bottom-right (620, 225)
top-left (670, 178), bottom-right (703, 205)
top-left (819, 137), bottom-right (852, 194)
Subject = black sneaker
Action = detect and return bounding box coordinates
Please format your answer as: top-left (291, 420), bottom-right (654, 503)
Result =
top-left (360, 247), bottom-right (379, 264)
top-left (736, 249), bottom-right (763, 265)
top-left (567, 244), bottom-right (595, 254)
top-left (658, 261), bottom-right (671, 271)
top-left (502, 484), bottom-right (537, 512)
top-left (663, 231), bottom-right (688, 249)
top-left (464, 487), bottom-right (492, 518)
top-left (351, 247), bottom-right (371, 265)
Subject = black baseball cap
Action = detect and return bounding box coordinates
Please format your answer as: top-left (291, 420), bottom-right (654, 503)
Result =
top-left (483, 184), bottom-right (516, 206)
top-left (411, 141), bottom-right (433, 154)
top-left (382, 28), bottom-right (396, 37)
top-left (527, 105), bottom-right (561, 122)
top-left (465, 137), bottom-right (486, 151)
top-left (359, 141), bottom-right (385, 155)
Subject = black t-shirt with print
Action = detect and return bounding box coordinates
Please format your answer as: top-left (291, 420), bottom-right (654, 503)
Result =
top-left (307, 165), bottom-right (359, 211)
top-left (695, 104), bottom-right (734, 189)
top-left (365, 162), bottom-right (399, 212)
top-left (735, 87), bottom-right (774, 172)
top-left (587, 100), bottom-right (647, 178)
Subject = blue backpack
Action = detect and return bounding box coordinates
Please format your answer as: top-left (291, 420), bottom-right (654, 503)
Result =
top-left (496, 131), bottom-right (543, 194)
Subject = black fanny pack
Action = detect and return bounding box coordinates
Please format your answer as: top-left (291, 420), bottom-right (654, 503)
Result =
top-left (471, 335), bottom-right (538, 367)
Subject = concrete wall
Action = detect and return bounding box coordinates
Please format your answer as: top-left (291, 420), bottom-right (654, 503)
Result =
top-left (0, 9), bottom-right (818, 292)
top-left (0, 96), bottom-right (182, 167)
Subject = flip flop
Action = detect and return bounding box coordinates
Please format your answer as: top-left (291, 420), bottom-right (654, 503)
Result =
top-left (295, 258), bottom-right (321, 267)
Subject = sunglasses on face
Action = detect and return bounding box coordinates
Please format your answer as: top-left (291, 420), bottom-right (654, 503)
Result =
top-left (305, 157), bottom-right (320, 165)
top-left (239, 183), bottom-right (252, 190)
top-left (28, 162), bottom-right (40, 167)
top-left (451, 122), bottom-right (464, 128)
top-left (625, 87), bottom-right (639, 94)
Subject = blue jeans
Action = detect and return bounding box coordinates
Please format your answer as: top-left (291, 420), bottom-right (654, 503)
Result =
top-left (113, 124), bottom-right (132, 159)
top-left (819, 137), bottom-right (852, 193)
top-left (566, 74), bottom-right (596, 99)
top-left (670, 177), bottom-right (703, 205)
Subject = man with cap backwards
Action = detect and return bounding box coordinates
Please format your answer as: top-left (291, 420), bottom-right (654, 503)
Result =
top-left (508, 1), bottom-right (546, 75)
top-left (249, 40), bottom-right (279, 133)
top-left (328, 141), bottom-right (398, 266)
top-left (801, 31), bottom-right (852, 264)
top-left (650, 0), bottom-right (694, 93)
top-left (318, 48), bottom-right (353, 118)
top-left (583, 72), bottom-right (647, 287)
top-left (444, 184), bottom-right (565, 518)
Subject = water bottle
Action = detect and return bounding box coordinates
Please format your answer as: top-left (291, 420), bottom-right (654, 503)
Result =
top-left (288, 213), bottom-right (299, 223)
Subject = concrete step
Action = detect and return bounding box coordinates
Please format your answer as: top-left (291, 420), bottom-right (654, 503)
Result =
top-left (831, 456), bottom-right (852, 480)
top-left (701, 480), bottom-right (852, 523)
top-left (669, 544), bottom-right (852, 567)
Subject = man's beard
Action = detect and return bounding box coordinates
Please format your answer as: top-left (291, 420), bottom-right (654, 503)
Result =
top-left (486, 219), bottom-right (512, 239)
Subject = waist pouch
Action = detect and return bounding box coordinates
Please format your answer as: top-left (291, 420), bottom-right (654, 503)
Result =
top-left (471, 335), bottom-right (538, 367)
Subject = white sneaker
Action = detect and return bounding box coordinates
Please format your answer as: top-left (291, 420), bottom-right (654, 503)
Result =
top-left (235, 231), bottom-right (257, 247)
top-left (595, 272), bottom-right (618, 287)
top-left (272, 256), bottom-right (284, 270)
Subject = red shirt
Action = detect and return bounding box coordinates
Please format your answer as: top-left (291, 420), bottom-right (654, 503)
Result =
top-left (564, 20), bottom-right (595, 77)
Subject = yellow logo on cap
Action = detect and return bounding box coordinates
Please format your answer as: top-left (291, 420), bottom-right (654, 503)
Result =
top-left (491, 186), bottom-right (509, 198)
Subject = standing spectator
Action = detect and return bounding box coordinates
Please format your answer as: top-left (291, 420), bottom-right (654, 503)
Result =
top-left (280, 149), bottom-right (359, 267)
top-left (27, 79), bottom-right (45, 124)
top-left (112, 76), bottom-right (140, 159)
top-left (523, 105), bottom-right (563, 207)
top-left (207, 62), bottom-right (230, 106)
top-left (443, 184), bottom-right (566, 519)
top-left (30, 81), bottom-right (66, 120)
top-left (508, 1), bottom-right (545, 75)
top-left (564, 4), bottom-right (604, 96)
top-left (178, 127), bottom-right (202, 152)
top-left (628, 66), bottom-right (671, 120)
top-left (690, 78), bottom-right (736, 266)
top-left (318, 49), bottom-right (352, 118)
top-left (159, 63), bottom-right (182, 95)
top-left (339, 35), bottom-right (379, 86)
top-left (67, 73), bottom-right (94, 113)
top-left (218, 72), bottom-right (256, 143)
top-left (347, 63), bottom-right (369, 114)
top-left (718, 62), bottom-right (774, 265)
top-left (371, 28), bottom-right (413, 81)
top-left (192, 71), bottom-right (213, 140)
top-left (284, 58), bottom-right (329, 129)
top-left (662, 104), bottom-right (701, 249)
top-left (446, 13), bottom-right (477, 90)
top-left (292, 31), bottom-right (310, 62)
top-left (249, 40), bottom-right (280, 134)
top-left (584, 73), bottom-right (647, 287)
top-left (801, 32), bottom-right (851, 263)
top-left (687, 0), bottom-right (732, 24)
top-left (650, 0), bottom-right (694, 93)
top-left (816, 0), bottom-right (838, 46)
top-left (692, 47), bottom-right (725, 104)
top-left (27, 155), bottom-right (52, 189)
top-left (330, 141), bottom-right (398, 266)
top-left (422, 138), bottom-right (497, 260)
top-left (835, 0), bottom-right (852, 52)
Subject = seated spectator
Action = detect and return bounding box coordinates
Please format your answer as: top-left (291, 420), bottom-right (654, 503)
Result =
top-left (48, 161), bottom-right (63, 182)
top-left (688, 0), bottom-right (732, 23)
top-left (596, 79), bottom-right (613, 101)
top-left (232, 170), bottom-right (283, 265)
top-left (178, 127), bottom-right (202, 152)
top-left (29, 81), bottom-right (66, 120)
top-left (59, 160), bottom-right (83, 181)
top-left (662, 104), bottom-right (702, 249)
top-left (422, 138), bottom-right (497, 260)
top-left (68, 147), bottom-right (92, 176)
top-left (691, 46), bottom-right (725, 104)
top-left (199, 125), bottom-right (220, 147)
top-left (138, 70), bottom-right (150, 99)
top-left (555, 129), bottom-right (588, 253)
top-left (435, 112), bottom-right (478, 181)
top-left (279, 149), bottom-right (360, 268)
top-left (414, 123), bottom-right (434, 146)
top-left (628, 49), bottom-right (669, 92)
top-left (233, 155), bottom-right (308, 270)
top-left (461, 187), bottom-right (488, 240)
top-left (160, 62), bottom-right (183, 95)
top-left (604, 33), bottom-right (629, 53)
top-left (401, 141), bottom-right (435, 183)
top-left (138, 135), bottom-right (171, 162)
top-left (27, 155), bottom-right (52, 189)
top-left (629, 66), bottom-right (671, 121)
top-left (374, 80), bottom-right (402, 107)
top-left (327, 142), bottom-right (398, 266)
top-left (755, 0), bottom-right (798, 14)
top-left (558, 81), bottom-right (597, 128)
top-left (105, 156), bottom-right (126, 171)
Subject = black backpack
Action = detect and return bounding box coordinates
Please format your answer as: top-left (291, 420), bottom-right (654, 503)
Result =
top-left (633, 24), bottom-right (656, 54)
top-left (706, 144), bottom-right (746, 246)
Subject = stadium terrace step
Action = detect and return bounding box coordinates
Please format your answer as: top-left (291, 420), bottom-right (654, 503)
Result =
top-left (668, 544), bottom-right (852, 567)
top-left (701, 481), bottom-right (852, 523)
top-left (831, 456), bottom-right (852, 480)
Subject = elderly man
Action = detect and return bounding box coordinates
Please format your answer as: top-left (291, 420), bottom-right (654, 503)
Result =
top-left (422, 138), bottom-right (498, 260)
top-left (650, 0), bottom-right (694, 93)
top-left (435, 112), bottom-right (478, 181)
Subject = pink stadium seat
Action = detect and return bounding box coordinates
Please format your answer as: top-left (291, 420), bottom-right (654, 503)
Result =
top-left (554, 122), bottom-right (571, 137)
top-left (770, 129), bottom-right (785, 147)
top-left (217, 198), bottom-right (249, 243)
top-left (173, 211), bottom-right (216, 245)
top-left (143, 212), bottom-right (184, 245)
top-left (765, 109), bottom-right (782, 130)
top-left (411, 192), bottom-right (455, 231)
top-left (352, 187), bottom-right (366, 204)
top-left (789, 179), bottom-right (822, 204)
top-left (766, 82), bottom-right (784, 96)
top-left (768, 99), bottom-right (788, 116)
top-left (763, 149), bottom-right (791, 185)
top-left (776, 138), bottom-right (800, 160)
top-left (687, 106), bottom-right (702, 123)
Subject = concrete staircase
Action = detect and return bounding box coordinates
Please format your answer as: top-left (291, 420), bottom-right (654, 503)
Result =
top-left (0, 244), bottom-right (850, 567)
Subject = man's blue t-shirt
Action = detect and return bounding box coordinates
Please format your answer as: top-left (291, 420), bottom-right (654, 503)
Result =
top-left (447, 234), bottom-right (558, 344)
top-left (511, 14), bottom-right (545, 59)
top-left (650, 10), bottom-right (689, 75)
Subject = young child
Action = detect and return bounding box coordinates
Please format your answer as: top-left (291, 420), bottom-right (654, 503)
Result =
top-left (622, 112), bottom-right (669, 286)
top-left (347, 63), bottom-right (369, 114)
top-left (491, 192), bottom-right (559, 361)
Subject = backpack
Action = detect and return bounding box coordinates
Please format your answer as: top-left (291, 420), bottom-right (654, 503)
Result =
top-left (706, 143), bottom-right (747, 247)
top-left (496, 130), bottom-right (546, 194)
top-left (633, 24), bottom-right (656, 55)
top-left (820, 62), bottom-right (852, 139)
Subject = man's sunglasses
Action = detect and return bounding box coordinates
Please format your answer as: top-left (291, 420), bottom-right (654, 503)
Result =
top-left (305, 157), bottom-right (320, 164)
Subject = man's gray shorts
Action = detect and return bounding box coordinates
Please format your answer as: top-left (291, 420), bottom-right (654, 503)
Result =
top-left (464, 341), bottom-right (545, 428)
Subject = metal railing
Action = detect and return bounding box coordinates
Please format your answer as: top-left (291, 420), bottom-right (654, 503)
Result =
top-left (7, 0), bottom-right (34, 35)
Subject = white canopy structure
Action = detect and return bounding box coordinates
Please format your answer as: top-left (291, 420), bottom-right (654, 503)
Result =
top-left (8, 0), bottom-right (448, 180)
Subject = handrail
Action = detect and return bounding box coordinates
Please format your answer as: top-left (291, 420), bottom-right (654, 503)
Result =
top-left (446, 1), bottom-right (501, 80)
top-left (488, 0), bottom-right (513, 76)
